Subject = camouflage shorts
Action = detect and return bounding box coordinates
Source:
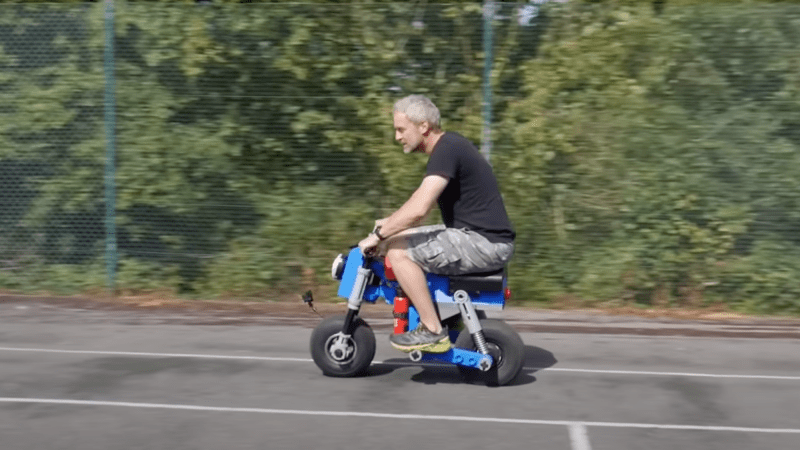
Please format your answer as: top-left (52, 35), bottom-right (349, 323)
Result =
top-left (403, 225), bottom-right (514, 275)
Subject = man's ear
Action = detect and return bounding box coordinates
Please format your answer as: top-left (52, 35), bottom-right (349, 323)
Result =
top-left (418, 121), bottom-right (431, 135)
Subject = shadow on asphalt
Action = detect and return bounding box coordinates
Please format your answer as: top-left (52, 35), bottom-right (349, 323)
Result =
top-left (365, 345), bottom-right (558, 387)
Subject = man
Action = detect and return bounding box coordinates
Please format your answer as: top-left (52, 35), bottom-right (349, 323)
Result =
top-left (358, 95), bottom-right (515, 353)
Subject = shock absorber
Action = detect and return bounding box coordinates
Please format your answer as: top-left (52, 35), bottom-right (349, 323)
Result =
top-left (472, 329), bottom-right (491, 355)
top-left (454, 290), bottom-right (490, 355)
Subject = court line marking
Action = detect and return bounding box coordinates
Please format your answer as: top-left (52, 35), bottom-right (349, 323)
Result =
top-left (1, 397), bottom-right (799, 435)
top-left (1, 346), bottom-right (799, 381)
top-left (0, 347), bottom-right (311, 363)
top-left (569, 423), bottom-right (592, 450)
top-left (532, 367), bottom-right (800, 381)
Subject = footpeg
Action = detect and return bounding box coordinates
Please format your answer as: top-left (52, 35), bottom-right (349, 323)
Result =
top-left (413, 349), bottom-right (494, 371)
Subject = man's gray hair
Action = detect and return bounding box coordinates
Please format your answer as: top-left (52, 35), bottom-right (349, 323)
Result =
top-left (393, 95), bottom-right (441, 129)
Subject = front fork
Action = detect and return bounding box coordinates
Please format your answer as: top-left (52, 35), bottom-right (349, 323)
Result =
top-left (336, 264), bottom-right (371, 339)
top-left (326, 264), bottom-right (371, 363)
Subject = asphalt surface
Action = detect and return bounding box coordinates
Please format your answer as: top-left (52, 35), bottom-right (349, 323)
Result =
top-left (1, 295), bottom-right (799, 450)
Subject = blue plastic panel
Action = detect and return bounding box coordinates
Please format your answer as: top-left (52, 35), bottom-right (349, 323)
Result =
top-left (336, 247), bottom-right (365, 299)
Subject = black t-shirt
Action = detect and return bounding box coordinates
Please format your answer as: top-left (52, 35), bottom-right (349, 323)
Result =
top-left (426, 132), bottom-right (515, 243)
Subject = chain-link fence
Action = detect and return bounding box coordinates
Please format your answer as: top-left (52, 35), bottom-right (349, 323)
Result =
top-left (2, 1), bottom-right (800, 313)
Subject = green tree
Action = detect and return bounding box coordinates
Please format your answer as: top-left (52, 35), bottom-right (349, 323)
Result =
top-left (499, 1), bottom-right (800, 312)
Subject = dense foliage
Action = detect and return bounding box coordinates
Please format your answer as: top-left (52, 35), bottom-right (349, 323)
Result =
top-left (497, 1), bottom-right (800, 313)
top-left (2, 1), bottom-right (799, 314)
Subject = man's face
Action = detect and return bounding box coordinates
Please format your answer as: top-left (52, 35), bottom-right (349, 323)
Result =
top-left (393, 112), bottom-right (427, 154)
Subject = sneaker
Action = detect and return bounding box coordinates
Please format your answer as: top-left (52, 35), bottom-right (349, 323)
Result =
top-left (390, 324), bottom-right (451, 353)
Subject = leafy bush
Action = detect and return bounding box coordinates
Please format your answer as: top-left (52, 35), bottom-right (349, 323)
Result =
top-left (710, 240), bottom-right (800, 315)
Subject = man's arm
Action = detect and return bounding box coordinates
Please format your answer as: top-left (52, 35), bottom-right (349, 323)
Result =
top-left (377, 175), bottom-right (448, 239)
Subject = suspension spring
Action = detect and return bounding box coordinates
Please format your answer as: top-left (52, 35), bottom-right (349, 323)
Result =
top-left (473, 330), bottom-right (490, 355)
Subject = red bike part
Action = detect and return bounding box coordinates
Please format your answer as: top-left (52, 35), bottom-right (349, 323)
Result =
top-left (393, 295), bottom-right (409, 334)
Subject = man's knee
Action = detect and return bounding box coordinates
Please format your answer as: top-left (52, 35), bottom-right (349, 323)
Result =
top-left (385, 244), bottom-right (410, 266)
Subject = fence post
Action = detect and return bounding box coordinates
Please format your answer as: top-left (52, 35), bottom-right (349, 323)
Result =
top-left (481, 0), bottom-right (495, 163)
top-left (103, 0), bottom-right (117, 294)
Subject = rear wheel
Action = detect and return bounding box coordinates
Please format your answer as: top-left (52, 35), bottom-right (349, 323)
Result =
top-left (454, 319), bottom-right (525, 386)
top-left (310, 315), bottom-right (375, 377)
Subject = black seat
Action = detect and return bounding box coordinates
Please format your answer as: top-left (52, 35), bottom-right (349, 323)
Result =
top-left (448, 268), bottom-right (506, 293)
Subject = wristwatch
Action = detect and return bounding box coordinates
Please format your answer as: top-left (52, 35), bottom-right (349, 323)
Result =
top-left (374, 226), bottom-right (386, 241)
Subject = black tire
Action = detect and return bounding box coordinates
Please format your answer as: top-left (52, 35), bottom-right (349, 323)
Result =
top-left (310, 315), bottom-right (376, 377)
top-left (454, 319), bottom-right (525, 386)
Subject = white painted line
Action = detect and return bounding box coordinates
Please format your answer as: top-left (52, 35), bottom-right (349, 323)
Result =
top-left (0, 347), bottom-right (312, 363)
top-left (577, 420), bottom-right (800, 433)
top-left (569, 423), bottom-right (592, 450)
top-left (1, 397), bottom-right (799, 435)
top-left (529, 367), bottom-right (800, 381)
top-left (2, 346), bottom-right (799, 381)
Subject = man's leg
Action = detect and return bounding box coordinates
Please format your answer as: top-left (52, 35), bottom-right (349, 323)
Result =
top-left (384, 238), bottom-right (442, 333)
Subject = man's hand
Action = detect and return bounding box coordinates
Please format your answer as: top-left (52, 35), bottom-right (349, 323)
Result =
top-left (358, 233), bottom-right (381, 256)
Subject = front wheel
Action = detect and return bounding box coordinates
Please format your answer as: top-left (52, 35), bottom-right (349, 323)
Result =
top-left (454, 319), bottom-right (525, 386)
top-left (310, 314), bottom-right (376, 377)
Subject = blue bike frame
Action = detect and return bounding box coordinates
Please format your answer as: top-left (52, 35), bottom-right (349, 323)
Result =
top-left (336, 247), bottom-right (506, 370)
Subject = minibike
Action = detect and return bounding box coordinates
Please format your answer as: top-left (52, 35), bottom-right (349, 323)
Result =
top-left (306, 245), bottom-right (525, 386)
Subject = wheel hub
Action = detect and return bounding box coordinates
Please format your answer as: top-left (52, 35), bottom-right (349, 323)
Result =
top-left (485, 342), bottom-right (503, 367)
top-left (325, 332), bottom-right (356, 364)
